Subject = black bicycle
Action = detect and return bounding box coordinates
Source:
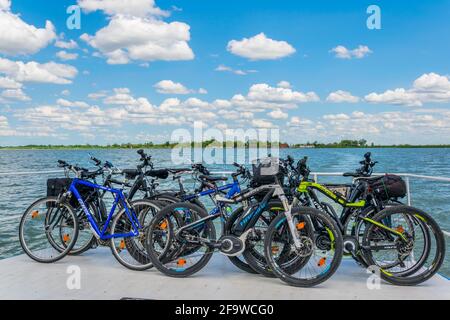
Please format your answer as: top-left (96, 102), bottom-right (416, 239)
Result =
top-left (283, 153), bottom-right (446, 286)
top-left (145, 159), bottom-right (343, 288)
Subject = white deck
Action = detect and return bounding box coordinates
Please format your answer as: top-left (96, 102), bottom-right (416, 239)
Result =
top-left (0, 247), bottom-right (448, 300)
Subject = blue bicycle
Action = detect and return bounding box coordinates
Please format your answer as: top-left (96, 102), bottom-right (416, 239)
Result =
top-left (19, 160), bottom-right (162, 270)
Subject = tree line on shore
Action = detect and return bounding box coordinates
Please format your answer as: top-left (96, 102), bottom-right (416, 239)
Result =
top-left (1, 139), bottom-right (449, 149)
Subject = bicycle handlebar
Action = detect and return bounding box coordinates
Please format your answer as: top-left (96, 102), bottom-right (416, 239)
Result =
top-left (231, 162), bottom-right (250, 179)
top-left (343, 152), bottom-right (378, 178)
top-left (137, 149), bottom-right (153, 169)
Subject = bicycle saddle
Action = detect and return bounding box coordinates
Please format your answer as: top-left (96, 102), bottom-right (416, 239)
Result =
top-left (168, 168), bottom-right (191, 174)
top-left (122, 169), bottom-right (140, 179)
top-left (145, 169), bottom-right (169, 179)
top-left (199, 175), bottom-right (228, 182)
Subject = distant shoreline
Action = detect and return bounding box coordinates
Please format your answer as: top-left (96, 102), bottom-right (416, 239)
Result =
top-left (2, 138), bottom-right (450, 150)
top-left (1, 145), bottom-right (450, 150)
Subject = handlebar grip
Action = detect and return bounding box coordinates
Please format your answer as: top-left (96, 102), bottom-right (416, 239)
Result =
top-left (90, 156), bottom-right (101, 165)
top-left (104, 161), bottom-right (113, 168)
top-left (343, 172), bottom-right (357, 177)
top-left (298, 156), bottom-right (308, 165)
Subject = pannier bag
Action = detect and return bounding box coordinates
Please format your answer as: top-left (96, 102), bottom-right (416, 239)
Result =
top-left (47, 178), bottom-right (94, 208)
top-left (368, 174), bottom-right (407, 200)
top-left (251, 157), bottom-right (285, 187)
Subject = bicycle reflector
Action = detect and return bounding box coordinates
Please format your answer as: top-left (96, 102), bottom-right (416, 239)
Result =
top-left (177, 258), bottom-right (187, 267)
top-left (31, 210), bottom-right (39, 219)
top-left (318, 257), bottom-right (327, 267)
top-left (159, 220), bottom-right (168, 230)
top-left (63, 234), bottom-right (70, 244)
top-left (296, 222), bottom-right (305, 230)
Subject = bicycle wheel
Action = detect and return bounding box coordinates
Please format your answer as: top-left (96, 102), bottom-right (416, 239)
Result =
top-left (64, 199), bottom-right (106, 255)
top-left (145, 202), bottom-right (216, 277)
top-left (109, 199), bottom-right (163, 271)
top-left (264, 206), bottom-right (343, 287)
top-left (223, 205), bottom-right (260, 275)
top-left (361, 205), bottom-right (445, 286)
top-left (19, 196), bottom-right (79, 263)
top-left (241, 203), bottom-right (303, 277)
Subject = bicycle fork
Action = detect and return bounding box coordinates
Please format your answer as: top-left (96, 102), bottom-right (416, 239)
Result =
top-left (279, 194), bottom-right (303, 249)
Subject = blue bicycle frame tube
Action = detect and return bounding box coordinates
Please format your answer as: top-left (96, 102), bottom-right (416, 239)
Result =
top-left (69, 178), bottom-right (141, 240)
top-left (182, 180), bottom-right (241, 215)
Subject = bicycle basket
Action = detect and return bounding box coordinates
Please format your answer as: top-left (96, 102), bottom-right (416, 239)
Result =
top-left (368, 174), bottom-right (407, 200)
top-left (47, 178), bottom-right (94, 208)
top-left (250, 157), bottom-right (285, 187)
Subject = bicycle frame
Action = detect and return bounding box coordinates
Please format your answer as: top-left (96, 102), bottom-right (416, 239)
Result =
top-left (297, 181), bottom-right (366, 208)
top-left (183, 180), bottom-right (242, 216)
top-left (69, 178), bottom-right (141, 240)
top-left (296, 180), bottom-right (407, 241)
top-left (176, 182), bottom-right (298, 248)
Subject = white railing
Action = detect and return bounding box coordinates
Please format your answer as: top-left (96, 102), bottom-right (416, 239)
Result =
top-left (1, 169), bottom-right (449, 236)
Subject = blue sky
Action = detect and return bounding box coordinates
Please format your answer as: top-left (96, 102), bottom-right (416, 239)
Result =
top-left (0, 0), bottom-right (449, 146)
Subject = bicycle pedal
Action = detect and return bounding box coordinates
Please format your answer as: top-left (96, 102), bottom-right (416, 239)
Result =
top-left (98, 239), bottom-right (109, 247)
top-left (89, 240), bottom-right (99, 249)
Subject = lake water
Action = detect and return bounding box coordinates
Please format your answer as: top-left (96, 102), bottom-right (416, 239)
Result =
top-left (0, 148), bottom-right (449, 277)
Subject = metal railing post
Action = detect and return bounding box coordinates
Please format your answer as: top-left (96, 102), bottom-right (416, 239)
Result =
top-left (405, 177), bottom-right (411, 206)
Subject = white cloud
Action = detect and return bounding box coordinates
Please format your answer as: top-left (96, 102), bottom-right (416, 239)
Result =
top-left (55, 39), bottom-right (78, 49)
top-left (277, 81), bottom-right (291, 89)
top-left (247, 83), bottom-right (319, 104)
top-left (323, 113), bottom-right (351, 121)
top-left (365, 73), bottom-right (450, 107)
top-left (57, 98), bottom-right (90, 108)
top-left (56, 50), bottom-right (79, 61)
top-left (227, 33), bottom-right (296, 60)
top-left (153, 80), bottom-right (206, 95)
top-left (103, 88), bottom-right (139, 105)
top-left (212, 99), bottom-right (232, 109)
top-left (184, 97), bottom-right (210, 109)
top-left (0, 76), bottom-right (21, 89)
top-left (78, 0), bottom-right (169, 17)
top-left (412, 73), bottom-right (450, 102)
top-left (80, 15), bottom-right (194, 65)
top-left (0, 0), bottom-right (11, 10)
top-left (326, 90), bottom-right (360, 103)
top-left (268, 109), bottom-right (288, 119)
top-left (215, 64), bottom-right (255, 76)
top-left (352, 111), bottom-right (365, 119)
top-left (88, 91), bottom-right (107, 100)
top-left (61, 89), bottom-right (70, 96)
top-left (365, 88), bottom-right (421, 107)
top-left (0, 2), bottom-right (56, 55)
top-left (287, 116), bottom-right (313, 127)
top-left (154, 80), bottom-right (190, 94)
top-left (251, 119), bottom-right (275, 128)
top-left (1, 88), bottom-right (30, 101)
top-left (0, 57), bottom-right (78, 84)
top-left (310, 109), bottom-right (450, 143)
top-left (0, 115), bottom-right (8, 127)
top-left (330, 45), bottom-right (372, 59)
